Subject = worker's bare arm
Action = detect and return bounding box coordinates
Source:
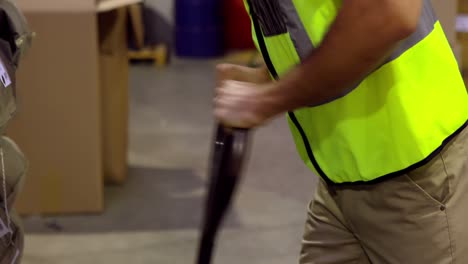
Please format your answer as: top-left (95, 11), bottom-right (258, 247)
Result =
top-left (266, 0), bottom-right (424, 111)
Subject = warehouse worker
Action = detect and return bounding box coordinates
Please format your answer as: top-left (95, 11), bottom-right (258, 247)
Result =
top-left (0, 0), bottom-right (33, 263)
top-left (215, 0), bottom-right (468, 263)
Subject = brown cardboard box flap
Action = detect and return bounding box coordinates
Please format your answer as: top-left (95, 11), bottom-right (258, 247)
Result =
top-left (97, 0), bottom-right (142, 12)
top-left (15, 0), bottom-right (142, 12)
top-left (15, 0), bottom-right (96, 12)
top-left (98, 8), bottom-right (130, 184)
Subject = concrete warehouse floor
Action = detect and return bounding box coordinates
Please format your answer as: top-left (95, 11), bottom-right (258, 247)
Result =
top-left (20, 59), bottom-right (317, 264)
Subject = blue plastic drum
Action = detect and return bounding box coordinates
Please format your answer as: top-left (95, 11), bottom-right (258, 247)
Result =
top-left (175, 0), bottom-right (224, 58)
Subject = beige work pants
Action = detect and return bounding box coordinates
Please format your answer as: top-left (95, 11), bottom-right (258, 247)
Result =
top-left (300, 125), bottom-right (468, 264)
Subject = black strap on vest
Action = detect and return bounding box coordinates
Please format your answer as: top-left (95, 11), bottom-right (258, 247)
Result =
top-left (246, 0), bottom-right (334, 185)
top-left (246, 0), bottom-right (278, 79)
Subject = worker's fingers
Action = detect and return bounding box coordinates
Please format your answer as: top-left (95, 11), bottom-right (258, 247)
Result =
top-left (214, 105), bottom-right (260, 128)
top-left (216, 64), bottom-right (242, 85)
top-left (216, 80), bottom-right (264, 98)
top-left (214, 91), bottom-right (246, 128)
top-left (214, 94), bottom-right (244, 115)
top-left (214, 83), bottom-right (266, 128)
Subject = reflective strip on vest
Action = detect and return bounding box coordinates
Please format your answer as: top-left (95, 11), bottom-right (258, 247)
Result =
top-left (283, 0), bottom-right (438, 96)
top-left (245, 0), bottom-right (468, 183)
top-left (278, 0), bottom-right (313, 60)
top-left (387, 1), bottom-right (437, 62)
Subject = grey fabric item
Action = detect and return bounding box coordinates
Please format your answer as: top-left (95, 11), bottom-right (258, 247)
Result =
top-left (0, 42), bottom-right (16, 128)
top-left (278, 0), bottom-right (313, 61)
top-left (0, 137), bottom-right (27, 264)
top-left (0, 1), bottom-right (31, 263)
top-left (0, 0), bottom-right (32, 67)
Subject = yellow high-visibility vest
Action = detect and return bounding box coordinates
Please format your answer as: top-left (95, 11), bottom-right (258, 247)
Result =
top-left (244, 0), bottom-right (468, 184)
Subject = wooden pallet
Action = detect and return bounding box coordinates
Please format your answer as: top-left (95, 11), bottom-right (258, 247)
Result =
top-left (128, 44), bottom-right (169, 66)
top-left (222, 50), bottom-right (263, 67)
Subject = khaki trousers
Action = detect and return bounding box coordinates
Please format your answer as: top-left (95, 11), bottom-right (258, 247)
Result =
top-left (300, 125), bottom-right (468, 264)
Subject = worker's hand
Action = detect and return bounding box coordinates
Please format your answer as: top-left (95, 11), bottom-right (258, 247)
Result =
top-left (214, 80), bottom-right (282, 129)
top-left (216, 63), bottom-right (271, 85)
top-left (214, 63), bottom-right (278, 128)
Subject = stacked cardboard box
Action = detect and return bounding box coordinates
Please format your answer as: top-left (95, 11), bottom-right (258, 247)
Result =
top-left (8, 0), bottom-right (139, 214)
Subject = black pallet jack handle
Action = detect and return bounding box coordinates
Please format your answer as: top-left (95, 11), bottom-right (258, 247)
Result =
top-left (196, 125), bottom-right (250, 264)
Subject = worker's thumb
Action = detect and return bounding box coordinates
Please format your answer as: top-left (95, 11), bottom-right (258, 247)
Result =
top-left (216, 63), bottom-right (270, 86)
top-left (216, 64), bottom-right (243, 84)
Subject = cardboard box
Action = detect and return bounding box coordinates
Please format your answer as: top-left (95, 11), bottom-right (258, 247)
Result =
top-left (460, 0), bottom-right (468, 13)
top-left (99, 8), bottom-right (130, 185)
top-left (459, 0), bottom-right (468, 70)
top-left (128, 3), bottom-right (145, 49)
top-left (432, 0), bottom-right (457, 45)
top-left (459, 1), bottom-right (468, 69)
top-left (8, 0), bottom-right (138, 214)
top-left (432, 0), bottom-right (464, 68)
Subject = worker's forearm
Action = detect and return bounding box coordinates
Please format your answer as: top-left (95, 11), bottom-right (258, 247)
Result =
top-left (266, 0), bottom-right (423, 112)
